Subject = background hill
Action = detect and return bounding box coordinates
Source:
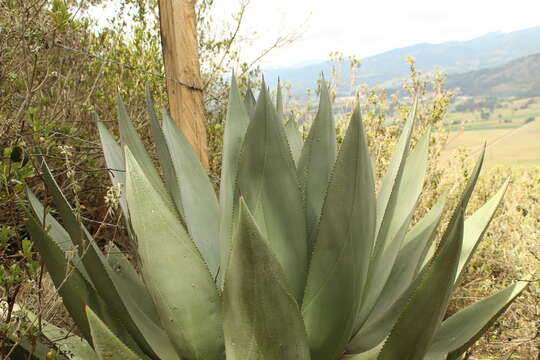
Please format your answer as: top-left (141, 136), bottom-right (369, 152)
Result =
top-left (446, 53), bottom-right (540, 97)
top-left (265, 26), bottom-right (540, 95)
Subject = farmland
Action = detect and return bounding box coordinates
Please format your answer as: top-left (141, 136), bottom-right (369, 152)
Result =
top-left (441, 96), bottom-right (540, 167)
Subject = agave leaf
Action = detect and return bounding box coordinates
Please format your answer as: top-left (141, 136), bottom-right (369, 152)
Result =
top-left (417, 149), bottom-right (486, 274)
top-left (426, 281), bottom-right (528, 360)
top-left (26, 188), bottom-right (72, 251)
top-left (39, 160), bottom-right (161, 357)
top-left (5, 329), bottom-right (71, 360)
top-left (375, 95), bottom-right (418, 234)
top-left (343, 344), bottom-right (383, 360)
top-left (377, 209), bottom-right (464, 360)
top-left (106, 246), bottom-right (180, 358)
top-left (105, 244), bottom-right (157, 320)
top-left (16, 308), bottom-right (98, 360)
top-left (459, 144), bottom-right (486, 210)
top-left (25, 215), bottom-right (97, 342)
top-left (455, 179), bottom-right (509, 285)
top-left (26, 196), bottom-right (161, 355)
top-left (104, 244), bottom-right (181, 360)
top-left (223, 199), bottom-right (310, 360)
top-left (86, 306), bottom-right (143, 360)
top-left (114, 283), bottom-right (182, 360)
top-left (26, 188), bottom-right (91, 283)
top-left (359, 125), bottom-right (429, 326)
top-left (244, 86), bottom-right (257, 118)
top-left (25, 209), bottom-right (150, 357)
top-left (98, 222), bottom-right (178, 358)
top-left (96, 117), bottom-right (130, 222)
top-left (440, 146), bottom-right (485, 251)
top-left (158, 109), bottom-right (221, 278)
top-left (402, 193), bottom-right (449, 276)
top-left (297, 78), bottom-right (337, 243)
top-left (145, 86), bottom-right (185, 220)
top-left (125, 148), bottom-right (223, 360)
top-left (30, 197), bottom-right (137, 302)
top-left (39, 160), bottom-right (85, 246)
top-left (219, 77), bottom-right (252, 286)
top-left (349, 193), bottom-right (447, 352)
top-left (237, 85), bottom-right (307, 302)
top-left (276, 79), bottom-right (284, 121)
top-left (349, 288), bottom-right (412, 356)
top-left (115, 94), bottom-right (173, 212)
top-left (285, 118), bottom-right (303, 164)
top-left (302, 104), bottom-right (376, 360)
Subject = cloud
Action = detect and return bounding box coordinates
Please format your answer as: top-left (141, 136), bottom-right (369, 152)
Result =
top-left (212, 0), bottom-right (540, 67)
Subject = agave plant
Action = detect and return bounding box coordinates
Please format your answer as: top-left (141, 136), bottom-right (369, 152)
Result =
top-left (15, 77), bottom-right (527, 360)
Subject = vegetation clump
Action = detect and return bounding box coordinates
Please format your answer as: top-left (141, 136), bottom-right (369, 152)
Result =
top-left (5, 76), bottom-right (531, 360)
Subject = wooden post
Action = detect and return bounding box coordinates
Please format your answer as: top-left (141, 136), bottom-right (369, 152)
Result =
top-left (158, 0), bottom-right (209, 168)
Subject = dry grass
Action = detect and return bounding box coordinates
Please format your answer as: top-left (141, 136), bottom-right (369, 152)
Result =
top-left (438, 162), bottom-right (540, 359)
top-left (441, 119), bottom-right (540, 168)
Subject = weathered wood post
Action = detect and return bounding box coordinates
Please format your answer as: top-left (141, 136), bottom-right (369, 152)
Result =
top-left (158, 0), bottom-right (209, 168)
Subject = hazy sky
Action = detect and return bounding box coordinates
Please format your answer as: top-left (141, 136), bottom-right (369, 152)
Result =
top-left (211, 0), bottom-right (540, 68)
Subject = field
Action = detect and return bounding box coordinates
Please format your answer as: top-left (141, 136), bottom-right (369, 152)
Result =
top-left (445, 96), bottom-right (540, 130)
top-left (441, 97), bottom-right (540, 167)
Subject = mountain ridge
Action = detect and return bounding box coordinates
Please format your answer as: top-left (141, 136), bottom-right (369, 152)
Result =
top-left (264, 26), bottom-right (540, 96)
top-left (446, 53), bottom-right (540, 97)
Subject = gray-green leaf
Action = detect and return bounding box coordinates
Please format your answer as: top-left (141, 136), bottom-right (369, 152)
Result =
top-left (455, 179), bottom-right (509, 285)
top-left (125, 148), bottom-right (223, 360)
top-left (145, 86), bottom-right (185, 220)
top-left (237, 84), bottom-right (307, 302)
top-left (359, 124), bottom-right (429, 327)
top-left (219, 76), bottom-right (251, 286)
top-left (349, 192), bottom-right (446, 353)
top-left (86, 306), bottom-right (143, 360)
top-left (160, 108), bottom-right (221, 279)
top-left (378, 209), bottom-right (464, 360)
top-left (223, 198), bottom-right (310, 360)
top-left (96, 116), bottom-right (130, 222)
top-left (285, 118), bottom-right (303, 164)
top-left (302, 104), bottom-right (376, 360)
top-left (297, 78), bottom-right (337, 243)
top-left (427, 281), bottom-right (528, 360)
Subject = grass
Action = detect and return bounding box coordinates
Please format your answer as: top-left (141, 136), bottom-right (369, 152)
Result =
top-left (441, 118), bottom-right (540, 167)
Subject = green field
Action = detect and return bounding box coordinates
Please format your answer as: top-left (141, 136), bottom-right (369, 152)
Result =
top-left (442, 97), bottom-right (540, 167)
top-left (445, 96), bottom-right (540, 131)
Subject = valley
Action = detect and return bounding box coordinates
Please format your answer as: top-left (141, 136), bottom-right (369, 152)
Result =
top-left (442, 96), bottom-right (540, 167)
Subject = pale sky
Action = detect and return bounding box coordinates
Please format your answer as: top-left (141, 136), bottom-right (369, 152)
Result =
top-left (211, 0), bottom-right (540, 68)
